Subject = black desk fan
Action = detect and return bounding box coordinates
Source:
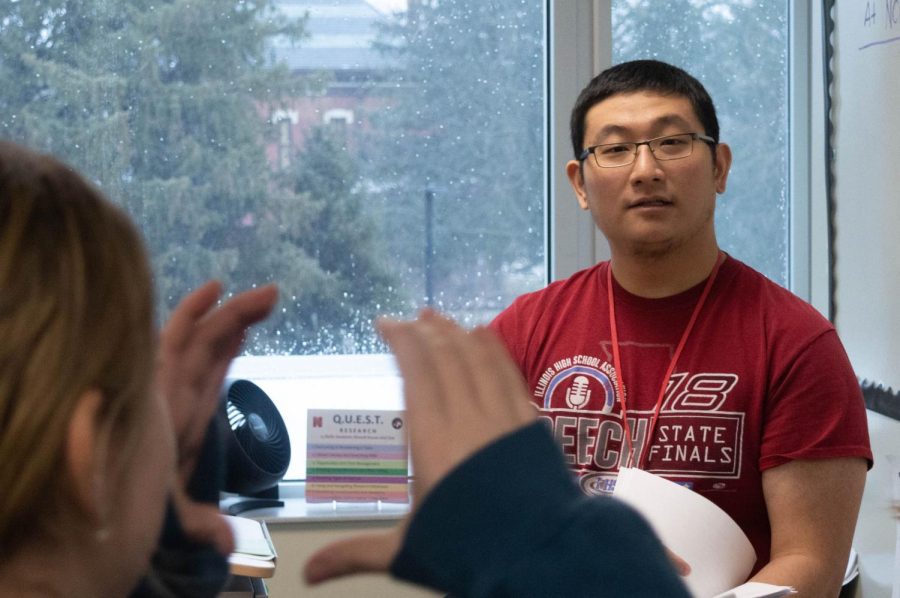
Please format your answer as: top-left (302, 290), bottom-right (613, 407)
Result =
top-left (219, 379), bottom-right (291, 515)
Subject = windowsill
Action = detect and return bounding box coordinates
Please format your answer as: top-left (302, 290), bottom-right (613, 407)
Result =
top-left (221, 483), bottom-right (411, 525)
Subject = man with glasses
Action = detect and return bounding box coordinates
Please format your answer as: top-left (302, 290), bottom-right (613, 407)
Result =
top-left (490, 59), bottom-right (871, 596)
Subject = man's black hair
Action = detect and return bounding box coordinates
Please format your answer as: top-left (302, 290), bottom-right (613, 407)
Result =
top-left (569, 59), bottom-right (720, 159)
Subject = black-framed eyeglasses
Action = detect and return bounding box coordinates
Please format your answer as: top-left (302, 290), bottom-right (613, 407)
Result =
top-left (579, 132), bottom-right (716, 168)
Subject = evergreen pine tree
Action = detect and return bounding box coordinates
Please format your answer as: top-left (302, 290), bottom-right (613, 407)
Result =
top-left (0, 0), bottom-right (398, 354)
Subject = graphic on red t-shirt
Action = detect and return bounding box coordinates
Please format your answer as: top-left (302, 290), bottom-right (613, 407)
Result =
top-left (540, 357), bottom-right (617, 412)
top-left (539, 352), bottom-right (743, 496)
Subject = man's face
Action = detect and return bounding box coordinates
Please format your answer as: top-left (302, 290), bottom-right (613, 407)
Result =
top-left (566, 91), bottom-right (731, 258)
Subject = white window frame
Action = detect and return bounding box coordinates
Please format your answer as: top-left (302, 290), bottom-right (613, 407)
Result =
top-left (549, 0), bottom-right (611, 281)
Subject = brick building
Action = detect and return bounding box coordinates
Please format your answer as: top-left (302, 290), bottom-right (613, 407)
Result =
top-left (264, 0), bottom-right (399, 169)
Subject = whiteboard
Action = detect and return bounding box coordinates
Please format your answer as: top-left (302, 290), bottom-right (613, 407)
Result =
top-left (831, 1), bottom-right (900, 389)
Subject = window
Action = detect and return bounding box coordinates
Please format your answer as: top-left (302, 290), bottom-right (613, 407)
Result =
top-left (322, 108), bottom-right (353, 126)
top-left (0, 0), bottom-right (548, 480)
top-left (0, 0), bottom-right (805, 482)
top-left (272, 110), bottom-right (299, 169)
top-left (611, 0), bottom-right (791, 287)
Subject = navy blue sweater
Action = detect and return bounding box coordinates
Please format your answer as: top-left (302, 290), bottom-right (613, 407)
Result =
top-left (391, 422), bottom-right (691, 598)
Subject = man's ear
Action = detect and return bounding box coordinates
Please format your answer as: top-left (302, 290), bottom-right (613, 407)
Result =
top-left (566, 159), bottom-right (591, 210)
top-left (66, 389), bottom-right (109, 525)
top-left (713, 142), bottom-right (733, 194)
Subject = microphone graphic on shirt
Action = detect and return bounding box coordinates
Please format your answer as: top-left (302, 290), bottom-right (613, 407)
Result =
top-left (566, 375), bottom-right (592, 409)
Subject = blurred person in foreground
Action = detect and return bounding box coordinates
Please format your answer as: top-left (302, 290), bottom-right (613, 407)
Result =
top-left (0, 140), bottom-right (277, 596)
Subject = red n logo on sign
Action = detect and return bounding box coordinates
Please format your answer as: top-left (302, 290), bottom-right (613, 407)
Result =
top-left (313, 416), bottom-right (323, 428)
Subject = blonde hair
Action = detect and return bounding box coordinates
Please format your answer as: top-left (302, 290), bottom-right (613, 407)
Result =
top-left (0, 141), bottom-right (156, 555)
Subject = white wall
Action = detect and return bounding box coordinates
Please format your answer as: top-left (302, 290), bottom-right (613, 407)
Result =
top-left (264, 519), bottom-right (441, 597)
top-left (854, 411), bottom-right (900, 597)
top-left (830, 2), bottom-right (900, 390)
top-left (822, 5), bottom-right (900, 597)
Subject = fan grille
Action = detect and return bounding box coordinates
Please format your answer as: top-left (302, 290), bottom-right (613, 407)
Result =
top-left (221, 380), bottom-right (291, 493)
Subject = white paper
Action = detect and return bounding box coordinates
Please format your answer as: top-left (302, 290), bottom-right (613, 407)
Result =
top-left (613, 467), bottom-right (760, 598)
top-left (711, 581), bottom-right (795, 598)
top-left (305, 408), bottom-right (409, 503)
top-left (894, 528), bottom-right (900, 598)
top-left (225, 514), bottom-right (275, 559)
top-left (843, 547), bottom-right (859, 587)
top-left (890, 455), bottom-right (900, 598)
top-left (224, 515), bottom-right (278, 578)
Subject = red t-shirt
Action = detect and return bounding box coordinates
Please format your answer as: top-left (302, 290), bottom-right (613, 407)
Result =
top-left (490, 255), bottom-right (872, 570)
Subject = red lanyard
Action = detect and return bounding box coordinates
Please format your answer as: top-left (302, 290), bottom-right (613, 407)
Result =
top-left (607, 252), bottom-right (724, 470)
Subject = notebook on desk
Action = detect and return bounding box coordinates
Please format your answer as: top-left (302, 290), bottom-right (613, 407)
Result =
top-left (224, 514), bottom-right (277, 579)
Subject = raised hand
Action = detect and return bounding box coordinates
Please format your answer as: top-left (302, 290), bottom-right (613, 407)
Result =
top-left (156, 281), bottom-right (278, 554)
top-left (304, 310), bottom-right (535, 585)
top-left (157, 281), bottom-right (277, 479)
